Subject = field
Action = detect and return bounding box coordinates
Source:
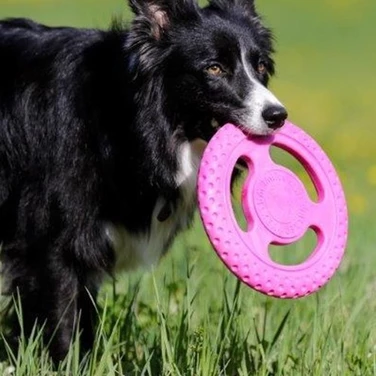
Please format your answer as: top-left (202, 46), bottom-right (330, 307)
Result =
top-left (0, 0), bottom-right (376, 374)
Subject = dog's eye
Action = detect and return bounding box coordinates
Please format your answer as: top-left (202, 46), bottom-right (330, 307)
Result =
top-left (206, 65), bottom-right (224, 76)
top-left (257, 62), bottom-right (267, 75)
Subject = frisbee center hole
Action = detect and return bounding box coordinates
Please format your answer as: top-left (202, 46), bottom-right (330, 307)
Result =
top-left (231, 157), bottom-right (250, 232)
top-left (269, 228), bottom-right (318, 266)
top-left (270, 146), bottom-right (318, 202)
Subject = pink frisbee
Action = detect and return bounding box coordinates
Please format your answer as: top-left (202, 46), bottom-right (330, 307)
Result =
top-left (197, 122), bottom-right (348, 299)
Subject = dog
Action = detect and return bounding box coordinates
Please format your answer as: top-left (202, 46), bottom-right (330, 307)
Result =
top-left (0, 0), bottom-right (287, 361)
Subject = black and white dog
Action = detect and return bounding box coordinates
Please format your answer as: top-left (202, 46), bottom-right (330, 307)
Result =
top-left (0, 0), bottom-right (287, 361)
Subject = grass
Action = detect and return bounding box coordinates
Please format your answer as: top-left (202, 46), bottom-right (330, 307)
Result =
top-left (1, 0), bottom-right (376, 374)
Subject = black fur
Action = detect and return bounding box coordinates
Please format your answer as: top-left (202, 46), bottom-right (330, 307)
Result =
top-left (0, 0), bottom-right (285, 361)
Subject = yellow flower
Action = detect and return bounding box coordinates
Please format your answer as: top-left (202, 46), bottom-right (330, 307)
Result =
top-left (349, 194), bottom-right (367, 215)
top-left (367, 165), bottom-right (376, 186)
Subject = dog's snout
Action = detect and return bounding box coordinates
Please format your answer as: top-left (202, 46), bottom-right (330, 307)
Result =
top-left (262, 105), bottom-right (288, 130)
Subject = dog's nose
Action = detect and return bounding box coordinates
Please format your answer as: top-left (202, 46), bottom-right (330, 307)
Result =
top-left (262, 105), bottom-right (288, 130)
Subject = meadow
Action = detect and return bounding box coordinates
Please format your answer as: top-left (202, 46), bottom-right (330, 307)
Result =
top-left (0, 0), bottom-right (376, 374)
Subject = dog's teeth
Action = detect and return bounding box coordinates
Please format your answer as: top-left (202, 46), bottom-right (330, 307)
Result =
top-left (211, 119), bottom-right (220, 129)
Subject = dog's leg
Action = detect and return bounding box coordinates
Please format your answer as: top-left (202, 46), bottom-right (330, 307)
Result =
top-left (5, 250), bottom-right (99, 362)
top-left (20, 275), bottom-right (96, 361)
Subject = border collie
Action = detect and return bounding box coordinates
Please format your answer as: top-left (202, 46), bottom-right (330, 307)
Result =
top-left (0, 0), bottom-right (287, 361)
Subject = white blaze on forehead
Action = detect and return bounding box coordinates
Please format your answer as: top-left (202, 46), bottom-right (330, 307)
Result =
top-left (239, 50), bottom-right (285, 135)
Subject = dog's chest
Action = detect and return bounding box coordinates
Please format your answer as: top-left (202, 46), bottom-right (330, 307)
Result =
top-left (107, 140), bottom-right (206, 272)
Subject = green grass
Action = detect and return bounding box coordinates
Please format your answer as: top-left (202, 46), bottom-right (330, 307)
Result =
top-left (1, 0), bottom-right (376, 374)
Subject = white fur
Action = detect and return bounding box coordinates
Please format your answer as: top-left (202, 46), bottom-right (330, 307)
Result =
top-left (107, 139), bottom-right (205, 272)
top-left (240, 51), bottom-right (285, 135)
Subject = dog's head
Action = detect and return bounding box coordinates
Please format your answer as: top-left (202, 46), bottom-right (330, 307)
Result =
top-left (128, 0), bottom-right (287, 140)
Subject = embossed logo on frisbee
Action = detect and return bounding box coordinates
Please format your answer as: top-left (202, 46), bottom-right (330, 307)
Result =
top-left (253, 169), bottom-right (309, 239)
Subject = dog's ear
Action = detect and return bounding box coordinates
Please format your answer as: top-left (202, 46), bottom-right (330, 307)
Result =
top-left (129, 0), bottom-right (169, 39)
top-left (208, 0), bottom-right (257, 18)
top-left (129, 0), bottom-right (199, 40)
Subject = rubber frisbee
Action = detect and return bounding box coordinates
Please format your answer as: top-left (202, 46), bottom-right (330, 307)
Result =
top-left (197, 121), bottom-right (348, 299)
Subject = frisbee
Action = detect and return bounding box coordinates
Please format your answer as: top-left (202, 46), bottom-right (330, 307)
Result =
top-left (197, 121), bottom-right (348, 299)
